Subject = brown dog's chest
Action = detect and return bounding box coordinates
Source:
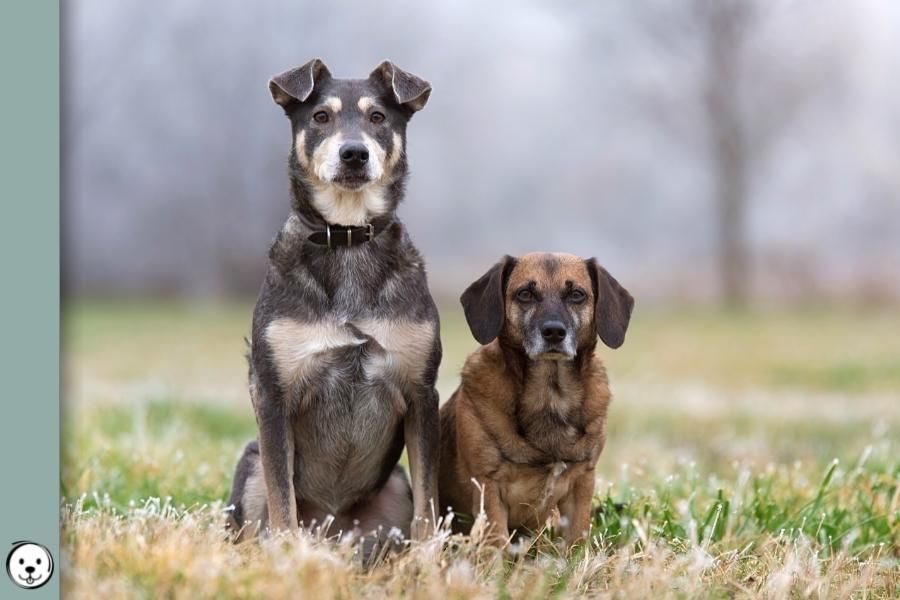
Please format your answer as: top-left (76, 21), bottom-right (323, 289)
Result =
top-left (496, 362), bottom-right (600, 528)
top-left (515, 362), bottom-right (587, 457)
top-left (517, 407), bottom-right (583, 459)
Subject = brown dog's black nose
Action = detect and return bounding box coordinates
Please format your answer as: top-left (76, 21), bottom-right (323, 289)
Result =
top-left (339, 142), bottom-right (369, 168)
top-left (541, 321), bottom-right (567, 343)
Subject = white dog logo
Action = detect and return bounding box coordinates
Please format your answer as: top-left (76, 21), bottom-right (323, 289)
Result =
top-left (6, 541), bottom-right (54, 589)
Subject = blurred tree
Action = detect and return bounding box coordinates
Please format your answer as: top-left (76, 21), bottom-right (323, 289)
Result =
top-left (625, 0), bottom-right (839, 306)
top-left (701, 0), bottom-right (756, 307)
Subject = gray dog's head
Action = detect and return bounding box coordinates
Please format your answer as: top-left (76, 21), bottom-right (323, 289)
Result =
top-left (269, 59), bottom-right (431, 225)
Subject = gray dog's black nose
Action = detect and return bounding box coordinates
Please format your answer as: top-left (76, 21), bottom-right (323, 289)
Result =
top-left (24, 566), bottom-right (35, 574)
top-left (541, 321), bottom-right (567, 343)
top-left (339, 142), bottom-right (369, 168)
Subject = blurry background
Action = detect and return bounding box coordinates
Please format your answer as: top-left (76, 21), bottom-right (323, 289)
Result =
top-left (64, 0), bottom-right (900, 306)
top-left (62, 0), bottom-right (899, 536)
top-left (61, 5), bottom-right (900, 594)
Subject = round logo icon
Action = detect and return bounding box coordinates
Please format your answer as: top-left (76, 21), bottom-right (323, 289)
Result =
top-left (6, 541), bottom-right (54, 589)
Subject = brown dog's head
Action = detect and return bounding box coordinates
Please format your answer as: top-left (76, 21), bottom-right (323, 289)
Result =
top-left (460, 253), bottom-right (634, 359)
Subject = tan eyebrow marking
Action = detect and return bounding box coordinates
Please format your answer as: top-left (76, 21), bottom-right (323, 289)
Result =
top-left (357, 96), bottom-right (375, 112)
top-left (324, 96), bottom-right (342, 112)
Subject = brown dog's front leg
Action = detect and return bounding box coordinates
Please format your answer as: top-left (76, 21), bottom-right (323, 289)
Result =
top-left (478, 480), bottom-right (509, 546)
top-left (405, 385), bottom-right (439, 540)
top-left (256, 387), bottom-right (298, 533)
top-left (558, 470), bottom-right (595, 547)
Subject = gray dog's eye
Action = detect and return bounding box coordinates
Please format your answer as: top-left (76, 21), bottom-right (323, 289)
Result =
top-left (370, 111), bottom-right (385, 124)
top-left (313, 111), bottom-right (329, 124)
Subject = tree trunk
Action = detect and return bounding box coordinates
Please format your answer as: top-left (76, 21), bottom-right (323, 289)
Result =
top-left (703, 0), bottom-right (752, 307)
top-left (714, 139), bottom-right (749, 307)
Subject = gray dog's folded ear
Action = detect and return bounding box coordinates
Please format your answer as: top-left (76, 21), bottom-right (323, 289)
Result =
top-left (369, 60), bottom-right (432, 113)
top-left (460, 255), bottom-right (517, 345)
top-left (586, 259), bottom-right (634, 349)
top-left (269, 58), bottom-right (331, 109)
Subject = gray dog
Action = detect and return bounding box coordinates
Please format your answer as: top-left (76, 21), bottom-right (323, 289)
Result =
top-left (226, 59), bottom-right (441, 554)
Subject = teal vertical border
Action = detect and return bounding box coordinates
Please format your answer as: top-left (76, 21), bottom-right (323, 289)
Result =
top-left (0, 1), bottom-right (60, 598)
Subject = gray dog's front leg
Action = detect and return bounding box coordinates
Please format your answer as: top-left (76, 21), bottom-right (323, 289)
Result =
top-left (255, 383), bottom-right (299, 533)
top-left (405, 384), bottom-right (440, 540)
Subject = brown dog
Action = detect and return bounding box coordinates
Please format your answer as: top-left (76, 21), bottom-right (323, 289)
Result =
top-left (438, 253), bottom-right (633, 546)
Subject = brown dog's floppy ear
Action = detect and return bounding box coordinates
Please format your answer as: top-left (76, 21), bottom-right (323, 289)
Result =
top-left (460, 256), bottom-right (517, 345)
top-left (587, 259), bottom-right (634, 349)
top-left (369, 60), bottom-right (432, 113)
top-left (269, 58), bottom-right (331, 109)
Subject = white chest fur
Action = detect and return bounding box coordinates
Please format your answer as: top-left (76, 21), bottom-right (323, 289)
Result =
top-left (265, 317), bottom-right (435, 388)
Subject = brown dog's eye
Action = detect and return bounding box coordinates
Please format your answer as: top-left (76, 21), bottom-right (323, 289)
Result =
top-left (516, 289), bottom-right (534, 303)
top-left (313, 111), bottom-right (329, 124)
top-left (569, 289), bottom-right (586, 303)
top-left (370, 111), bottom-right (385, 124)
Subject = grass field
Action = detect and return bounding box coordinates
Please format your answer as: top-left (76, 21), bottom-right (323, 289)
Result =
top-left (62, 301), bottom-right (899, 598)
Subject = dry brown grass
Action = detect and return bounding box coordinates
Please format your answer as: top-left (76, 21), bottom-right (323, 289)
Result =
top-left (61, 302), bottom-right (900, 598)
top-left (62, 496), bottom-right (897, 599)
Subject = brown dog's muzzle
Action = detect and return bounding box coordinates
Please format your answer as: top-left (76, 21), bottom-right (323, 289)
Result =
top-left (524, 305), bottom-right (577, 360)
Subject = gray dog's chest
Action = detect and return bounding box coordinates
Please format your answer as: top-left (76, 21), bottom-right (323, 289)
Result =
top-left (265, 314), bottom-right (435, 393)
top-left (263, 311), bottom-right (435, 511)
